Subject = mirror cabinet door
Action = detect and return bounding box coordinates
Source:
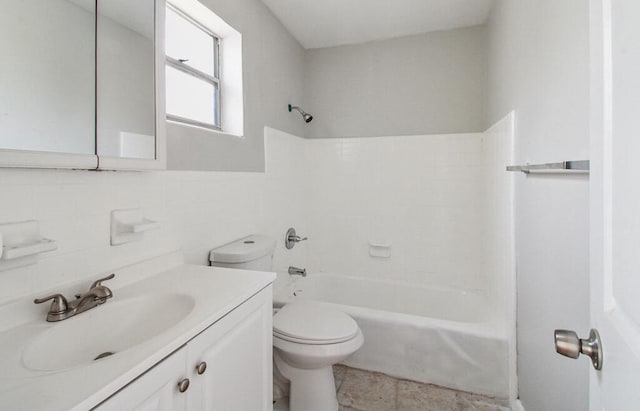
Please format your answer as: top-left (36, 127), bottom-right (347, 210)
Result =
top-left (0, 0), bottom-right (96, 155)
top-left (97, 0), bottom-right (156, 160)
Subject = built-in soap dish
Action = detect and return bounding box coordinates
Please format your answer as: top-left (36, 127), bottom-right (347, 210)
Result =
top-left (368, 241), bottom-right (392, 258)
top-left (110, 209), bottom-right (160, 246)
top-left (0, 220), bottom-right (58, 272)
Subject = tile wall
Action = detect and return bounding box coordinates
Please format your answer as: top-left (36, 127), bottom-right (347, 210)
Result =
top-left (264, 116), bottom-right (513, 308)
top-left (0, 168), bottom-right (266, 305)
top-left (302, 133), bottom-right (487, 291)
top-left (0, 122), bottom-right (512, 322)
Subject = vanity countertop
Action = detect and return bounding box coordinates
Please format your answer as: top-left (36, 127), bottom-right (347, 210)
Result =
top-left (0, 262), bottom-right (275, 411)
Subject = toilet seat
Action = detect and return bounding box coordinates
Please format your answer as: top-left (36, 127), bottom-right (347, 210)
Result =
top-left (273, 302), bottom-right (359, 345)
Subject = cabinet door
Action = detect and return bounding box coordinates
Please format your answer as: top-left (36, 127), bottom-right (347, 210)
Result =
top-left (187, 288), bottom-right (273, 411)
top-left (93, 348), bottom-right (188, 411)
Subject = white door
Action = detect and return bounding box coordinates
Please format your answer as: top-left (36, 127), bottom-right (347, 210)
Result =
top-left (590, 0), bottom-right (640, 409)
top-left (186, 289), bottom-right (272, 411)
top-left (93, 348), bottom-right (187, 411)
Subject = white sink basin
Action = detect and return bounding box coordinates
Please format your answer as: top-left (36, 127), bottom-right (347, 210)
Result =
top-left (22, 294), bottom-right (195, 371)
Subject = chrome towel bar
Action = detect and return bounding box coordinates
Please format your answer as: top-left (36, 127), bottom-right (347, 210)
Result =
top-left (506, 160), bottom-right (589, 174)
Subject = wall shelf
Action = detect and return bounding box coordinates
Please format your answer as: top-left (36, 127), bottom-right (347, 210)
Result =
top-left (111, 209), bottom-right (160, 246)
top-left (0, 220), bottom-right (57, 272)
top-left (506, 160), bottom-right (589, 174)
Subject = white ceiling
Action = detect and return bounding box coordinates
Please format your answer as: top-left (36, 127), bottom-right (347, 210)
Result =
top-left (261, 0), bottom-right (495, 49)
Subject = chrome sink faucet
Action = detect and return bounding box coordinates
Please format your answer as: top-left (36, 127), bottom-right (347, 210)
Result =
top-left (34, 273), bottom-right (115, 322)
top-left (288, 266), bottom-right (307, 277)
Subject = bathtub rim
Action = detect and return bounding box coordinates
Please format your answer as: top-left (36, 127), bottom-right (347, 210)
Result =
top-left (273, 272), bottom-right (507, 339)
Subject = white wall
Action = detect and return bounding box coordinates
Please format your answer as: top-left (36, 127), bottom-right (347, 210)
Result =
top-left (167, 0), bottom-right (307, 172)
top-left (303, 25), bottom-right (488, 139)
top-left (487, 1), bottom-right (590, 410)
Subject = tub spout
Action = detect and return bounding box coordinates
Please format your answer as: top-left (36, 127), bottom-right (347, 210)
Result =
top-left (288, 266), bottom-right (307, 277)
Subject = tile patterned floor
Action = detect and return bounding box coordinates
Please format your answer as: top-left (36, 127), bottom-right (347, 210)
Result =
top-left (275, 365), bottom-right (511, 411)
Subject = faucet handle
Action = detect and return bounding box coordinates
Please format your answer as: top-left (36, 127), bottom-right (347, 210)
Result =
top-left (285, 228), bottom-right (308, 249)
top-left (34, 293), bottom-right (68, 314)
top-left (90, 273), bottom-right (115, 290)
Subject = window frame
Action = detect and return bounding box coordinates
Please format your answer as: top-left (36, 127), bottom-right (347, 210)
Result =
top-left (165, 3), bottom-right (221, 131)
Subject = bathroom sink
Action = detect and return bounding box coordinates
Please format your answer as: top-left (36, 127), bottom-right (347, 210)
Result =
top-left (22, 294), bottom-right (195, 371)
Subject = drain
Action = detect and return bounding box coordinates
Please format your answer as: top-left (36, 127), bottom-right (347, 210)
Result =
top-left (94, 351), bottom-right (115, 361)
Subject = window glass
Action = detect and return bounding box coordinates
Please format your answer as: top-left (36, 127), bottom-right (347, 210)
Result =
top-left (165, 7), bottom-right (215, 76)
top-left (166, 66), bottom-right (216, 125)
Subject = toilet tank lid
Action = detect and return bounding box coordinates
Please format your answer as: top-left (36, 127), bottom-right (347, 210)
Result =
top-left (209, 234), bottom-right (276, 264)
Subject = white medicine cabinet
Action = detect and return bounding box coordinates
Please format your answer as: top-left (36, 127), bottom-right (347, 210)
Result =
top-left (0, 0), bottom-right (166, 171)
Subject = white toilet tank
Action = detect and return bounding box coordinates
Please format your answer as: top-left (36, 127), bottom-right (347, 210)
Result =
top-left (209, 234), bottom-right (276, 271)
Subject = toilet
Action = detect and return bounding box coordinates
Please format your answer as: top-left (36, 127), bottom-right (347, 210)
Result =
top-left (272, 302), bottom-right (363, 411)
top-left (210, 235), bottom-right (364, 411)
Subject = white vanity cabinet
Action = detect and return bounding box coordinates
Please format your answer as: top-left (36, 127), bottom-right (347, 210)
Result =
top-left (95, 286), bottom-right (272, 411)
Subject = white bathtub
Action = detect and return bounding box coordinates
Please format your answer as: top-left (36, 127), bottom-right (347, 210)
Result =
top-left (273, 273), bottom-right (509, 398)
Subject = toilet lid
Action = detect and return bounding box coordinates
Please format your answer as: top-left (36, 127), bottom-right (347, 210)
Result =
top-left (273, 302), bottom-right (359, 344)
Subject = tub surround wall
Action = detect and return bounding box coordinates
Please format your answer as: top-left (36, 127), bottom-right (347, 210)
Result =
top-left (261, 128), bottom-right (309, 275)
top-left (303, 25), bottom-right (488, 139)
top-left (480, 113), bottom-right (516, 401)
top-left (481, 113), bottom-right (515, 317)
top-left (264, 121), bottom-right (514, 320)
top-left (304, 133), bottom-right (486, 291)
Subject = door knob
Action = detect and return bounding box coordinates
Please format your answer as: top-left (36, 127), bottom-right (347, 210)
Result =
top-left (554, 328), bottom-right (603, 370)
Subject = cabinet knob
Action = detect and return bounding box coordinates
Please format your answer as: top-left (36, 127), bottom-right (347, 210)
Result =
top-left (196, 361), bottom-right (207, 375)
top-left (177, 378), bottom-right (190, 393)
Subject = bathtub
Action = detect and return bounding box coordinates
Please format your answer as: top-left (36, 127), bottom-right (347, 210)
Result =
top-left (273, 273), bottom-right (509, 398)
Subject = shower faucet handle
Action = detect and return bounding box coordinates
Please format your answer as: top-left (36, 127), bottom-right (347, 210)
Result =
top-left (285, 227), bottom-right (307, 249)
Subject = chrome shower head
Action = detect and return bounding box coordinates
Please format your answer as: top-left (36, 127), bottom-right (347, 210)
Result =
top-left (288, 104), bottom-right (313, 123)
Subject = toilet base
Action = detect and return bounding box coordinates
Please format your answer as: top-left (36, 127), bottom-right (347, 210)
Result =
top-left (274, 350), bottom-right (338, 411)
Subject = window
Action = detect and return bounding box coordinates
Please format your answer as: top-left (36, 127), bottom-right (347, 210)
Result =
top-left (164, 0), bottom-right (243, 137)
top-left (165, 4), bottom-right (221, 130)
